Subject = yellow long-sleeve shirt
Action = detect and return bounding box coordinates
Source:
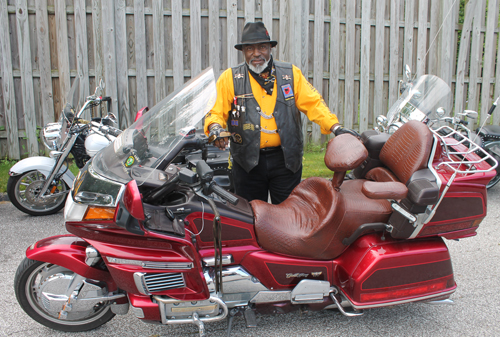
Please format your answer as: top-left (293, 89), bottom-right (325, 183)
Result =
top-left (204, 64), bottom-right (339, 148)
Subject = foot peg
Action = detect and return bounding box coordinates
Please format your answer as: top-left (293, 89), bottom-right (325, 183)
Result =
top-left (330, 292), bottom-right (364, 317)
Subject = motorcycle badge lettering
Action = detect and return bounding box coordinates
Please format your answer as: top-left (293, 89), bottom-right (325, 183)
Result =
top-left (281, 83), bottom-right (294, 100)
top-left (14, 68), bottom-right (499, 336)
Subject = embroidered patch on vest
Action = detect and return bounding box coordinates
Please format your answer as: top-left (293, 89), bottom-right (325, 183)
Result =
top-left (231, 120), bottom-right (238, 126)
top-left (281, 83), bottom-right (294, 100)
top-left (282, 74), bottom-right (292, 81)
top-left (232, 133), bottom-right (243, 144)
top-left (234, 73), bottom-right (244, 79)
top-left (243, 123), bottom-right (255, 131)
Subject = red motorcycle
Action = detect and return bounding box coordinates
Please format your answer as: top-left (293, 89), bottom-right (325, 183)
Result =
top-left (14, 68), bottom-right (497, 336)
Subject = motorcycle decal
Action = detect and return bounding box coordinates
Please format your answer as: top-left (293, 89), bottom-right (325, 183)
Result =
top-left (124, 155), bottom-right (135, 168)
top-left (281, 83), bottom-right (294, 100)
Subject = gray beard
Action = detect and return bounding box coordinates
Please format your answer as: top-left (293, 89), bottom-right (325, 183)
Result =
top-left (247, 58), bottom-right (269, 74)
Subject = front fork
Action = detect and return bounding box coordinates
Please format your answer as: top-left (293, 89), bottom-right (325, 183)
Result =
top-left (38, 133), bottom-right (78, 197)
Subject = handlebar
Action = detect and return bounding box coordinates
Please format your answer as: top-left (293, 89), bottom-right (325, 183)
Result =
top-left (487, 97), bottom-right (499, 116)
top-left (209, 182), bottom-right (239, 205)
top-left (196, 160), bottom-right (239, 205)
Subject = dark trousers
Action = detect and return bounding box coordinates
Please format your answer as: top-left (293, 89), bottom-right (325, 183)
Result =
top-left (232, 147), bottom-right (302, 204)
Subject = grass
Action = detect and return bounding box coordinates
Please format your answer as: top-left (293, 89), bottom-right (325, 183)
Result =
top-left (0, 148), bottom-right (330, 194)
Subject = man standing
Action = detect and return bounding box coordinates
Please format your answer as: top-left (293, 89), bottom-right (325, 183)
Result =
top-left (205, 22), bottom-right (358, 204)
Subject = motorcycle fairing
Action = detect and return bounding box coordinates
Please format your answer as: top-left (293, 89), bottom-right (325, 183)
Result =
top-left (25, 234), bottom-right (116, 290)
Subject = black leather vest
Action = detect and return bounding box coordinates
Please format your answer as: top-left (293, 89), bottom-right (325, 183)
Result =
top-left (228, 61), bottom-right (303, 173)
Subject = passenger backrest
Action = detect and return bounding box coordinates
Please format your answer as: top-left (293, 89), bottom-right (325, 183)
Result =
top-left (379, 120), bottom-right (433, 185)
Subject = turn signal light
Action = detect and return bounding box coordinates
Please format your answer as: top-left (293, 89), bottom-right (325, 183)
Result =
top-left (83, 206), bottom-right (116, 221)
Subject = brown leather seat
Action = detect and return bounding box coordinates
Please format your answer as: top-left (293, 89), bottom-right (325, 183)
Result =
top-left (252, 134), bottom-right (393, 260)
top-left (366, 120), bottom-right (433, 184)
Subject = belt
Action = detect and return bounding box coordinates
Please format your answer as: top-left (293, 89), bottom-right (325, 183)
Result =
top-left (260, 146), bottom-right (282, 153)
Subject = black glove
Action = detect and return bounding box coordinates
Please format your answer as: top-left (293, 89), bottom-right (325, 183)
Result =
top-left (208, 124), bottom-right (230, 150)
top-left (333, 125), bottom-right (360, 138)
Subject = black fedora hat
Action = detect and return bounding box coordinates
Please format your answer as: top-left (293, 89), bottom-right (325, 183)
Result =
top-left (234, 22), bottom-right (277, 50)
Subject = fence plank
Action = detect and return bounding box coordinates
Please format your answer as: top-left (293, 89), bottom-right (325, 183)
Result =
top-left (359, 0), bottom-right (371, 132)
top-left (279, 0), bottom-right (289, 61)
top-left (209, 0), bottom-right (220, 78)
top-left (92, 0), bottom-right (104, 85)
top-left (440, 0), bottom-right (455, 112)
top-left (55, 0), bottom-right (71, 103)
top-left (373, 0), bottom-right (385, 119)
top-left (262, 0), bottom-right (273, 40)
top-left (479, 0), bottom-right (499, 123)
top-left (403, 0), bottom-right (414, 72)
top-left (388, 0), bottom-right (400, 107)
top-left (115, 0), bottom-right (131, 127)
top-left (428, 0), bottom-right (440, 75)
top-left (172, 0), bottom-right (184, 89)
top-left (15, 0), bottom-right (38, 156)
top-left (311, 0), bottom-right (324, 142)
top-left (153, 0), bottom-right (166, 102)
top-left (468, 0), bottom-right (486, 113)
top-left (101, 0), bottom-right (119, 123)
top-left (134, 0), bottom-right (148, 110)
top-left (75, 0), bottom-right (90, 112)
top-left (245, 0), bottom-right (255, 23)
top-left (416, 0), bottom-right (428, 77)
top-left (301, 0), bottom-right (310, 144)
top-left (0, 1), bottom-right (20, 159)
top-left (454, 0), bottom-right (476, 120)
top-left (344, 0), bottom-right (355, 129)
top-left (190, 0), bottom-right (202, 77)
top-left (35, 0), bottom-right (54, 126)
top-left (227, 0), bottom-right (238, 67)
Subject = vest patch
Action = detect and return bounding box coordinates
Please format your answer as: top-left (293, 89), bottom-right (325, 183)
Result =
top-left (243, 123), bottom-right (255, 131)
top-left (231, 120), bottom-right (238, 126)
top-left (281, 84), bottom-right (294, 100)
top-left (232, 133), bottom-right (243, 144)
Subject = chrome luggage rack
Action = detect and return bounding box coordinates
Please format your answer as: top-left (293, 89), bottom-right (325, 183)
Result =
top-left (415, 125), bottom-right (498, 227)
top-left (431, 125), bottom-right (498, 174)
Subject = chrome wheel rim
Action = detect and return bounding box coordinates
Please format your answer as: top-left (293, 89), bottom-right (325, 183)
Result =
top-left (14, 171), bottom-right (67, 212)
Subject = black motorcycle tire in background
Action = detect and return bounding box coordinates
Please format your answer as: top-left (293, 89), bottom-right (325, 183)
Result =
top-left (14, 258), bottom-right (115, 332)
top-left (7, 170), bottom-right (68, 216)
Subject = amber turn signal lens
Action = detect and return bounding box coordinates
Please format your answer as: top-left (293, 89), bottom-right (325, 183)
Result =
top-left (83, 206), bottom-right (116, 221)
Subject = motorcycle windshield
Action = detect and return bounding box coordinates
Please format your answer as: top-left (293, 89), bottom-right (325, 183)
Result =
top-left (386, 75), bottom-right (452, 130)
top-left (92, 67), bottom-right (216, 185)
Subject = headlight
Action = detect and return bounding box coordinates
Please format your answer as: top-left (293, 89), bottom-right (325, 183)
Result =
top-left (42, 123), bottom-right (62, 150)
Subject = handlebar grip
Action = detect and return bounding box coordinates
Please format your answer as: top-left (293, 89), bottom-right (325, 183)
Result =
top-left (487, 103), bottom-right (497, 116)
top-left (108, 127), bottom-right (122, 137)
top-left (102, 96), bottom-right (112, 112)
top-left (210, 182), bottom-right (239, 205)
top-left (460, 119), bottom-right (469, 125)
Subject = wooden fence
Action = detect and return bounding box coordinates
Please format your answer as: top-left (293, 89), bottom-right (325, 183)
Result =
top-left (0, 0), bottom-right (499, 159)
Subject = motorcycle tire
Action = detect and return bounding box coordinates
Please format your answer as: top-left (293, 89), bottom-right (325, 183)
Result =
top-left (7, 170), bottom-right (68, 216)
top-left (14, 258), bottom-right (115, 332)
top-left (486, 174), bottom-right (500, 189)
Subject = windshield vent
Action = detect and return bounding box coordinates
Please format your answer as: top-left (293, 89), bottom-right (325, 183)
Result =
top-left (142, 273), bottom-right (185, 293)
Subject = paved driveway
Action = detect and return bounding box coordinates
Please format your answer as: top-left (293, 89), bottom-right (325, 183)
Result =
top-left (1, 186), bottom-right (499, 336)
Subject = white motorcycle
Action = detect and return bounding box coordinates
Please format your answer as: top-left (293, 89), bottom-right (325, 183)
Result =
top-left (7, 79), bottom-right (121, 216)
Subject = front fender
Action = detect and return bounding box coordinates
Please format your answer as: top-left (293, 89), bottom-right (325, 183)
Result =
top-left (9, 156), bottom-right (75, 186)
top-left (26, 234), bottom-right (115, 288)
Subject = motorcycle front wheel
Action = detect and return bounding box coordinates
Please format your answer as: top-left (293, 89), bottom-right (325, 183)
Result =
top-left (7, 170), bottom-right (68, 216)
top-left (14, 258), bottom-right (115, 332)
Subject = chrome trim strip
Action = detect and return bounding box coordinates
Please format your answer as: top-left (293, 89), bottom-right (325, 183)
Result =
top-left (107, 257), bottom-right (193, 270)
top-left (203, 255), bottom-right (234, 267)
top-left (344, 288), bottom-right (456, 310)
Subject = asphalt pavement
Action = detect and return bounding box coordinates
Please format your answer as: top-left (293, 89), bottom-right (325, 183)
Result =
top-left (1, 186), bottom-right (500, 337)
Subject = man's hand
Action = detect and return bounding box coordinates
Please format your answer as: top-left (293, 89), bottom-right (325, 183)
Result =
top-left (208, 124), bottom-right (230, 150)
top-left (331, 124), bottom-right (361, 138)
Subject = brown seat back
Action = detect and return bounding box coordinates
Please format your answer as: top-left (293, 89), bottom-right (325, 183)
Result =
top-left (379, 120), bottom-right (433, 184)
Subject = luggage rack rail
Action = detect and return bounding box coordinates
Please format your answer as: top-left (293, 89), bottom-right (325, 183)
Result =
top-left (431, 126), bottom-right (498, 174)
